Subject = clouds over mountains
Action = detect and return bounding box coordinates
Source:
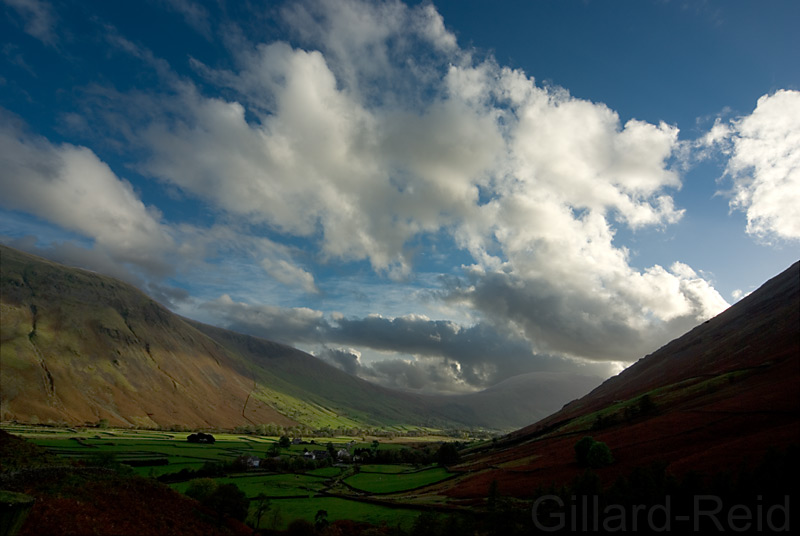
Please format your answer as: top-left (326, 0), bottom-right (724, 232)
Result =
top-left (202, 294), bottom-right (609, 393)
top-left (1, 0), bottom-right (797, 393)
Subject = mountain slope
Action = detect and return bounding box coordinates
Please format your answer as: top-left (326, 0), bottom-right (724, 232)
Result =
top-left (514, 259), bottom-right (799, 438)
top-left (421, 372), bottom-right (601, 430)
top-left (1, 244), bottom-right (455, 429)
top-left (188, 320), bottom-right (602, 430)
top-left (1, 245), bottom-right (295, 429)
top-left (429, 261), bottom-right (799, 499)
top-left (183, 320), bottom-right (442, 428)
top-left (0, 244), bottom-right (596, 431)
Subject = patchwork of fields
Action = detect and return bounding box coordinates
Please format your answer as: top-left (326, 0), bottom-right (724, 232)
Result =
top-left (3, 425), bottom-right (460, 530)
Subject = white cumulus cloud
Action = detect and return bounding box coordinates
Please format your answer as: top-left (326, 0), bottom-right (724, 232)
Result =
top-left (90, 0), bottom-right (732, 366)
top-left (0, 112), bottom-right (175, 276)
top-left (723, 89), bottom-right (800, 242)
top-left (3, 0), bottom-right (746, 386)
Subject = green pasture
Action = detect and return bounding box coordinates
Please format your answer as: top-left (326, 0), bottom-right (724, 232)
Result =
top-left (2, 424), bottom-right (465, 531)
top-left (13, 428), bottom-right (284, 474)
top-left (131, 462), bottom-right (206, 477)
top-left (344, 467), bottom-right (453, 494)
top-left (7, 427), bottom-right (434, 477)
top-left (359, 464), bottom-right (420, 474)
top-left (249, 384), bottom-right (364, 430)
top-left (171, 473), bottom-right (329, 498)
top-left (307, 466), bottom-right (344, 478)
top-left (250, 496), bottom-right (422, 531)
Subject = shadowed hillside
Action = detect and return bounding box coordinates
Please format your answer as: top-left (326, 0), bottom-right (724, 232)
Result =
top-left (0, 429), bottom-right (251, 536)
top-left (424, 261), bottom-right (799, 500)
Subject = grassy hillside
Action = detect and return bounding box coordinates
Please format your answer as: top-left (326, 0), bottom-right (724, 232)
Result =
top-left (0, 245), bottom-right (296, 429)
top-left (186, 321), bottom-right (442, 429)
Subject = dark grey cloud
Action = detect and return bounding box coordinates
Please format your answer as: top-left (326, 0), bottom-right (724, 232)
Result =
top-left (442, 268), bottom-right (714, 363)
top-left (443, 271), bottom-right (645, 361)
top-left (201, 294), bottom-right (616, 392)
top-left (316, 348), bottom-right (471, 393)
top-left (317, 347), bottom-right (361, 375)
top-left (368, 358), bottom-right (432, 391)
top-left (327, 315), bottom-right (546, 386)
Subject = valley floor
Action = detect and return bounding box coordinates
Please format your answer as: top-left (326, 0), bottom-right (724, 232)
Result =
top-left (1, 424), bottom-right (471, 533)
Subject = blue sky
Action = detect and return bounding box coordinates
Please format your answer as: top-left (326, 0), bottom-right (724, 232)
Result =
top-left (1, 0), bottom-right (798, 396)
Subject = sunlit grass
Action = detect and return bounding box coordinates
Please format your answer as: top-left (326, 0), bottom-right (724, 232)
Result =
top-left (249, 496), bottom-right (422, 531)
top-left (344, 467), bottom-right (453, 494)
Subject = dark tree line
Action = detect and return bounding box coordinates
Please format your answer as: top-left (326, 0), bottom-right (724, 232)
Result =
top-left (186, 432), bottom-right (215, 444)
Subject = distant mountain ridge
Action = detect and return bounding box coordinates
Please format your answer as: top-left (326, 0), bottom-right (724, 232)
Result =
top-left (0, 244), bottom-right (597, 431)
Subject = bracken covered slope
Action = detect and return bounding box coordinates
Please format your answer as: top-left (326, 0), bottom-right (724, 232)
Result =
top-left (430, 261), bottom-right (799, 499)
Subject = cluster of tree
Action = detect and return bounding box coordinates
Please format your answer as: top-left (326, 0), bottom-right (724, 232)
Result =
top-left (234, 423), bottom-right (316, 437)
top-left (186, 432), bottom-right (215, 444)
top-left (435, 442), bottom-right (461, 465)
top-left (258, 454), bottom-right (333, 473)
top-left (355, 447), bottom-right (418, 465)
top-left (158, 460), bottom-right (232, 483)
top-left (305, 426), bottom-right (371, 438)
top-left (591, 395), bottom-right (659, 432)
top-left (574, 436), bottom-right (614, 468)
top-left (623, 394), bottom-right (658, 420)
top-left (350, 442), bottom-right (463, 466)
top-left (441, 428), bottom-right (496, 440)
top-left (184, 478), bottom-right (248, 522)
top-left (226, 423), bottom-right (496, 439)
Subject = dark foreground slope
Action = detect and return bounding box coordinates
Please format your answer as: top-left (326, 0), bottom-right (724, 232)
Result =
top-left (428, 261), bottom-right (799, 499)
top-left (0, 429), bottom-right (251, 536)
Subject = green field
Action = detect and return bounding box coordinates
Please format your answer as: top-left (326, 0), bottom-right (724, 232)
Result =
top-left (359, 464), bottom-right (419, 474)
top-left (344, 467), bottom-right (453, 494)
top-left (307, 466), bottom-right (344, 478)
top-left (249, 496), bottom-right (422, 531)
top-left (2, 425), bottom-right (461, 530)
top-left (171, 473), bottom-right (330, 498)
